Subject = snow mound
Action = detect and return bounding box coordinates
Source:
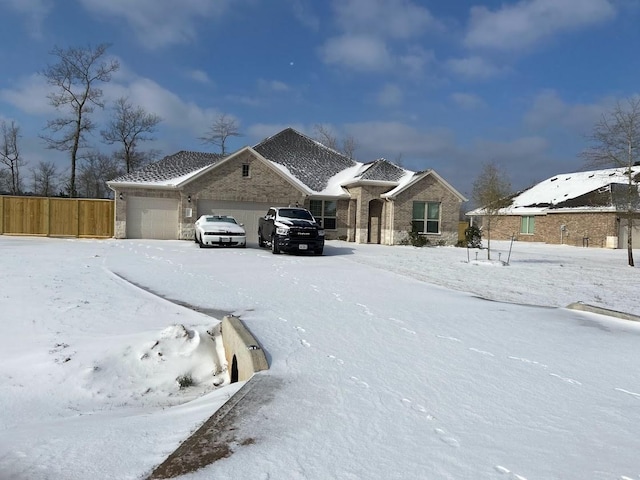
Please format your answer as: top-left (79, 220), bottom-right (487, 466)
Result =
top-left (82, 323), bottom-right (228, 408)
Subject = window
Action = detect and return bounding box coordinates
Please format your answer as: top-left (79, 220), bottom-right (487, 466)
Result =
top-left (520, 216), bottom-right (535, 234)
top-left (412, 202), bottom-right (440, 234)
top-left (242, 164), bottom-right (250, 177)
top-left (309, 200), bottom-right (337, 229)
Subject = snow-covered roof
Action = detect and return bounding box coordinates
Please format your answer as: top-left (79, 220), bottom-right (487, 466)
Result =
top-left (468, 166), bottom-right (640, 216)
top-left (107, 127), bottom-right (465, 200)
top-left (253, 128), bottom-right (357, 192)
top-left (108, 151), bottom-right (224, 187)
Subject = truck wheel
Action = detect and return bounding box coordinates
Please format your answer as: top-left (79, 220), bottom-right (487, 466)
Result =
top-left (314, 248), bottom-right (323, 256)
top-left (258, 231), bottom-right (265, 247)
top-left (271, 235), bottom-right (280, 254)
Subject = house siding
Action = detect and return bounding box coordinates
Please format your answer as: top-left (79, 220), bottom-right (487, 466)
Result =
top-left (480, 212), bottom-right (620, 248)
top-left (394, 175), bottom-right (462, 245)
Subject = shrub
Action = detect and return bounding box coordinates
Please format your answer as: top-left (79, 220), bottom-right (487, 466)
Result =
top-left (176, 374), bottom-right (195, 389)
top-left (401, 230), bottom-right (429, 247)
top-left (464, 225), bottom-right (482, 248)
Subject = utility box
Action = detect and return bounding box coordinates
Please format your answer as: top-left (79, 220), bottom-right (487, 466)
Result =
top-left (605, 236), bottom-right (618, 249)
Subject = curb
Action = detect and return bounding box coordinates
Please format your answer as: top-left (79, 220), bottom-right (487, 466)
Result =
top-left (565, 302), bottom-right (640, 322)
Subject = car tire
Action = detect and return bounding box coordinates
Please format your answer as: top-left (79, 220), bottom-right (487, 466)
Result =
top-left (258, 231), bottom-right (265, 248)
top-left (271, 235), bottom-right (280, 254)
top-left (314, 248), bottom-right (323, 256)
top-left (194, 232), bottom-right (198, 243)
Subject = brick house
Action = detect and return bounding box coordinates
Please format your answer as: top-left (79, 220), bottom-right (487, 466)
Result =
top-left (107, 128), bottom-right (466, 245)
top-left (466, 166), bottom-right (640, 248)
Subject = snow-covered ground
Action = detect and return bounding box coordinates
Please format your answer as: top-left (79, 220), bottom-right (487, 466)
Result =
top-left (1, 236), bottom-right (639, 480)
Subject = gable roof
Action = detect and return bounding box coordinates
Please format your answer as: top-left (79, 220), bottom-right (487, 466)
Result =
top-left (253, 128), bottom-right (357, 192)
top-left (107, 127), bottom-right (466, 201)
top-left (108, 151), bottom-right (224, 187)
top-left (357, 159), bottom-right (406, 182)
top-left (467, 166), bottom-right (640, 216)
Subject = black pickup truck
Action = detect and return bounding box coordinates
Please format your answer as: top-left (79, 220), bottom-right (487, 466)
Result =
top-left (258, 206), bottom-right (324, 255)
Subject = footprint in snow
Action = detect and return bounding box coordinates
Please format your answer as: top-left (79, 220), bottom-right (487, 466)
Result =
top-left (494, 466), bottom-right (528, 479)
top-left (436, 335), bottom-right (461, 342)
top-left (300, 339), bottom-right (311, 347)
top-left (350, 376), bottom-right (369, 388)
top-left (401, 327), bottom-right (416, 335)
top-left (327, 355), bottom-right (344, 365)
top-left (469, 347), bottom-right (495, 357)
top-left (434, 428), bottom-right (459, 448)
top-left (294, 326), bottom-right (306, 333)
top-left (550, 373), bottom-right (582, 385)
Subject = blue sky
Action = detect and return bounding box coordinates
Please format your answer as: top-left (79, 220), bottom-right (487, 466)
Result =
top-left (1, 0), bottom-right (639, 198)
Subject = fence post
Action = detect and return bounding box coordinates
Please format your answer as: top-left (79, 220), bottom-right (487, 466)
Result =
top-left (45, 197), bottom-right (51, 237)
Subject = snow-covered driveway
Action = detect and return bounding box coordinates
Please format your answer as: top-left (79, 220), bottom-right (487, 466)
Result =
top-left (1, 237), bottom-right (639, 480)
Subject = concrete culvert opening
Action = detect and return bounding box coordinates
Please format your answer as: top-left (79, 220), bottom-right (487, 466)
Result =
top-left (231, 355), bottom-right (238, 383)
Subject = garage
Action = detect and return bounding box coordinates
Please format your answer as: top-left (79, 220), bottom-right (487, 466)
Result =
top-left (126, 196), bottom-right (179, 239)
top-left (618, 222), bottom-right (640, 249)
top-left (197, 200), bottom-right (273, 243)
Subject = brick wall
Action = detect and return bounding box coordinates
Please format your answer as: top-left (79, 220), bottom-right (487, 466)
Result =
top-left (475, 211), bottom-right (620, 248)
top-left (393, 175), bottom-right (463, 245)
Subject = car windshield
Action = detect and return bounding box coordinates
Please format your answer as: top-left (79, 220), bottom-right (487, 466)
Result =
top-left (279, 209), bottom-right (313, 220)
top-left (205, 216), bottom-right (237, 224)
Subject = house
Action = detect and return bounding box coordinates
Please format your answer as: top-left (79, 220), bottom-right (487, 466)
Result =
top-left (107, 128), bottom-right (467, 245)
top-left (466, 166), bottom-right (640, 248)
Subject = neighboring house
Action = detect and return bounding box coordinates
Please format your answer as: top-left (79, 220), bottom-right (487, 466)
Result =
top-left (107, 128), bottom-right (466, 245)
top-left (466, 166), bottom-right (640, 248)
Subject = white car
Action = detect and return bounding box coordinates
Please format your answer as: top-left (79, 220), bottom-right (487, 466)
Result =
top-left (194, 215), bottom-right (246, 248)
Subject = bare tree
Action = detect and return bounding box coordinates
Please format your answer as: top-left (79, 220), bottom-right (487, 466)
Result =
top-left (30, 161), bottom-right (60, 197)
top-left (472, 161), bottom-right (512, 260)
top-left (342, 134), bottom-right (358, 160)
top-left (313, 124), bottom-right (359, 159)
top-left (581, 97), bottom-right (640, 267)
top-left (77, 151), bottom-right (123, 198)
top-left (0, 120), bottom-right (25, 194)
top-left (313, 124), bottom-right (339, 150)
top-left (199, 113), bottom-right (242, 155)
top-left (41, 43), bottom-right (119, 197)
top-left (101, 96), bottom-right (162, 173)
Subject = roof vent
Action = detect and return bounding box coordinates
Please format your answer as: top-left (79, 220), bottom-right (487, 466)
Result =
top-left (565, 177), bottom-right (571, 180)
top-left (550, 177), bottom-right (558, 182)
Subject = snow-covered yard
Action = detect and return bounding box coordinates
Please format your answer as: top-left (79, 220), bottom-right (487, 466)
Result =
top-left (1, 236), bottom-right (639, 480)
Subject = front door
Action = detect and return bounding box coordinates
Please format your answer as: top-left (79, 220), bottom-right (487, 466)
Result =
top-left (368, 199), bottom-right (382, 243)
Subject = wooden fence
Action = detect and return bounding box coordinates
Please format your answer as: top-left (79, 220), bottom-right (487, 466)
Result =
top-left (0, 195), bottom-right (114, 238)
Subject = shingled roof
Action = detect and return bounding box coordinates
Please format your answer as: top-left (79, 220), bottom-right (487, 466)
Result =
top-left (357, 159), bottom-right (407, 182)
top-left (253, 128), bottom-right (357, 192)
top-left (110, 151), bottom-right (224, 184)
top-left (467, 166), bottom-right (640, 215)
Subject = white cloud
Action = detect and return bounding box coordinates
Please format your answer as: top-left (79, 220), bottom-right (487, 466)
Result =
top-left (345, 121), bottom-right (457, 160)
top-left (445, 56), bottom-right (507, 80)
top-left (0, 0), bottom-right (52, 38)
top-left (376, 84), bottom-right (403, 107)
top-left (186, 70), bottom-right (212, 85)
top-left (332, 0), bottom-right (441, 39)
top-left (451, 92), bottom-right (486, 110)
top-left (0, 74), bottom-right (57, 115)
top-left (77, 0), bottom-right (233, 49)
top-left (465, 0), bottom-right (616, 51)
top-left (319, 35), bottom-right (393, 71)
top-left (289, 0), bottom-right (320, 31)
top-left (398, 46), bottom-right (435, 76)
top-left (258, 80), bottom-right (290, 93)
top-left (524, 90), bottom-right (614, 134)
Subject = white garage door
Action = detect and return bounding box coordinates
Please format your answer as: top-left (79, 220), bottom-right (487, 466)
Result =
top-left (127, 196), bottom-right (179, 239)
top-left (197, 200), bottom-right (273, 243)
top-left (619, 223), bottom-right (640, 249)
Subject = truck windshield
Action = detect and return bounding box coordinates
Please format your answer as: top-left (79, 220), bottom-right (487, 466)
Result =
top-left (279, 209), bottom-right (314, 220)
